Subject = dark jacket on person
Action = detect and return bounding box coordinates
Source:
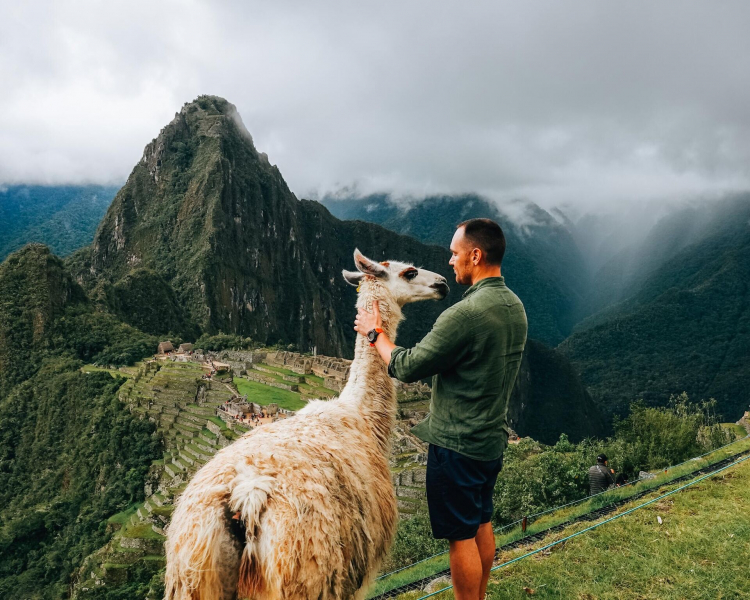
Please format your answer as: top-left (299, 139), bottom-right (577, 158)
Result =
top-left (388, 276), bottom-right (528, 461)
top-left (589, 463), bottom-right (615, 495)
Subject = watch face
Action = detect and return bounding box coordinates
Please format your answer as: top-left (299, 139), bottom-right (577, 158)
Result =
top-left (367, 329), bottom-right (377, 342)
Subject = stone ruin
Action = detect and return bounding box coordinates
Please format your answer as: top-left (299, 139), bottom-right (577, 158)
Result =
top-left (216, 397), bottom-right (259, 424)
top-left (738, 411), bottom-right (750, 434)
top-left (266, 351), bottom-right (353, 391)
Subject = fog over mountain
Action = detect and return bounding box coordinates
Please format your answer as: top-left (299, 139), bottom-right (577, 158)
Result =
top-left (2, 1), bottom-right (750, 221)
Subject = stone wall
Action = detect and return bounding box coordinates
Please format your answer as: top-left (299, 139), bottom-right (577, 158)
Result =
top-left (738, 411), bottom-right (750, 434)
top-left (242, 372), bottom-right (298, 391)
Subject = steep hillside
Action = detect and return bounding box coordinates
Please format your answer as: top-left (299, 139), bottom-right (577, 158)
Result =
top-left (0, 244), bottom-right (88, 395)
top-left (321, 194), bottom-right (589, 346)
top-left (0, 185), bottom-right (118, 261)
top-left (510, 340), bottom-right (607, 443)
top-left (560, 198), bottom-right (750, 420)
top-left (0, 245), bottom-right (160, 599)
top-left (485, 455), bottom-right (750, 599)
top-left (0, 245), bottom-right (158, 396)
top-left (576, 195), bottom-right (750, 316)
top-left (72, 96), bottom-right (462, 355)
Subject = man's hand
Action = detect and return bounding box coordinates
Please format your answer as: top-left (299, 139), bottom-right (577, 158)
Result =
top-left (354, 300), bottom-right (382, 337)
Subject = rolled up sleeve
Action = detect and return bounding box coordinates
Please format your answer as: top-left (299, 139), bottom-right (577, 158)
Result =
top-left (388, 308), bottom-right (471, 383)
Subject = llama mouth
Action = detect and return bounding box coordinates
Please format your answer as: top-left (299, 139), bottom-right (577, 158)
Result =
top-left (431, 282), bottom-right (450, 298)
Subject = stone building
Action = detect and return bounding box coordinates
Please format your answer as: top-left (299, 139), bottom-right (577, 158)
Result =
top-left (157, 341), bottom-right (174, 354)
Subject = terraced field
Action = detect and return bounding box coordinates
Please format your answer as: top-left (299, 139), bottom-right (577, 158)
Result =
top-left (74, 360), bottom-right (239, 593)
top-left (74, 358), bottom-right (429, 595)
top-left (239, 362), bottom-right (338, 403)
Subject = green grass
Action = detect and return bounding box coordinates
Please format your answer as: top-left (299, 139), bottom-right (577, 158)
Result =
top-left (200, 427), bottom-right (217, 440)
top-left (120, 521), bottom-right (165, 541)
top-left (246, 368), bottom-right (294, 385)
top-left (207, 416), bottom-right (228, 430)
top-left (256, 363), bottom-right (299, 376)
top-left (298, 383), bottom-right (337, 398)
top-left (480, 457), bottom-right (750, 599)
top-left (233, 377), bottom-right (306, 411)
top-left (722, 422), bottom-right (748, 439)
top-left (305, 373), bottom-right (326, 385)
top-left (369, 437), bottom-right (750, 598)
top-left (107, 504), bottom-right (139, 526)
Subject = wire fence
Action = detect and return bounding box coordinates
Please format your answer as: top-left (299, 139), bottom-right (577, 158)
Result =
top-left (368, 434), bottom-right (750, 599)
top-left (374, 434), bottom-right (749, 583)
top-left (415, 452), bottom-right (750, 600)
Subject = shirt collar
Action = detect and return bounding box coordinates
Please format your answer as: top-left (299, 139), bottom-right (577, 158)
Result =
top-left (462, 276), bottom-right (506, 299)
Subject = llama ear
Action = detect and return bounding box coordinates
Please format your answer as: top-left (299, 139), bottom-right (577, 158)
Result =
top-left (353, 248), bottom-right (388, 278)
top-left (342, 270), bottom-right (363, 287)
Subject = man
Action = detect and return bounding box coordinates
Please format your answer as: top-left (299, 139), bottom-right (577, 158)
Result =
top-left (354, 218), bottom-right (528, 600)
top-left (589, 454), bottom-right (616, 495)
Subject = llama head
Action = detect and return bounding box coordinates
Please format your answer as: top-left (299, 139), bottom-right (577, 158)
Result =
top-left (342, 249), bottom-right (449, 306)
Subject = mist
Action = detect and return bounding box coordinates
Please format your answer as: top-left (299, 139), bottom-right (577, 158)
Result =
top-left (1, 1), bottom-right (750, 218)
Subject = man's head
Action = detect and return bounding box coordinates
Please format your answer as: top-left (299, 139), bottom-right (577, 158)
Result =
top-left (449, 218), bottom-right (506, 285)
top-left (597, 454), bottom-right (608, 465)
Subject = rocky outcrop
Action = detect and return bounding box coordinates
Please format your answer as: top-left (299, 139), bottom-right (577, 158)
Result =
top-left (77, 95), bottom-right (460, 356)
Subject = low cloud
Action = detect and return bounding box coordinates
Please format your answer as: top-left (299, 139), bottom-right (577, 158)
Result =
top-left (2, 1), bottom-right (750, 213)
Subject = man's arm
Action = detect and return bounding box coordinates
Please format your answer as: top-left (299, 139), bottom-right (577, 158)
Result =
top-left (354, 300), bottom-right (396, 363)
top-left (355, 300), bottom-right (470, 383)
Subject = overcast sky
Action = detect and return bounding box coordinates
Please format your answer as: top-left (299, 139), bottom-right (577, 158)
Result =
top-left (1, 1), bottom-right (749, 213)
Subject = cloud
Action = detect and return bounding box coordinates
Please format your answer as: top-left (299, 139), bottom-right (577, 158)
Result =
top-left (2, 1), bottom-right (750, 211)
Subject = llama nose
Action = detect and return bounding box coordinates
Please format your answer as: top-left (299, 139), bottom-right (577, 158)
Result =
top-left (431, 280), bottom-right (450, 298)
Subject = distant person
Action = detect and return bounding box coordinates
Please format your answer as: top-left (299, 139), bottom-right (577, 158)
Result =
top-left (589, 454), bottom-right (616, 495)
top-left (355, 218), bottom-right (527, 600)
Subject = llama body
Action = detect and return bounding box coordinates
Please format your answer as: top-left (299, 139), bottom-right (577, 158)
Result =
top-left (164, 251), bottom-right (448, 600)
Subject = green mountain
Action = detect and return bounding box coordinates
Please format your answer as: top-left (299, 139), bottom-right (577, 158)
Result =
top-left (66, 94), bottom-right (604, 434)
top-left (560, 196), bottom-right (750, 421)
top-left (0, 245), bottom-right (160, 599)
top-left (0, 185), bottom-right (118, 262)
top-left (573, 200), bottom-right (742, 317)
top-left (320, 194), bottom-right (589, 346)
top-left (69, 96), bottom-right (466, 355)
top-left (510, 339), bottom-right (607, 443)
top-left (0, 99), bottom-right (610, 596)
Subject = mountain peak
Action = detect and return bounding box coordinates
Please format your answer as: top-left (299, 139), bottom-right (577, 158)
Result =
top-left (140, 95), bottom-right (260, 181)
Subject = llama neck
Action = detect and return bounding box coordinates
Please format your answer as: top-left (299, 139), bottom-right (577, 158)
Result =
top-left (346, 280), bottom-right (403, 455)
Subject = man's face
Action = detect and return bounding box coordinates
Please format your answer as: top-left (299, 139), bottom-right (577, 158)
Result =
top-left (449, 227), bottom-right (475, 285)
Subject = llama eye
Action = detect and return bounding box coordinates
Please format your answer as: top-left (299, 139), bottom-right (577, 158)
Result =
top-left (403, 269), bottom-right (418, 281)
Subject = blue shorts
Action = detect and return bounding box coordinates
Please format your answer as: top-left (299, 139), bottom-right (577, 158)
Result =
top-left (425, 444), bottom-right (503, 541)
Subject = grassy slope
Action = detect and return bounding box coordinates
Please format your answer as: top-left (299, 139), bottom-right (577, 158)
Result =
top-left (374, 437), bottom-right (750, 598)
top-left (484, 457), bottom-right (750, 599)
top-left (401, 455), bottom-right (750, 600)
top-left (233, 377), bottom-right (306, 410)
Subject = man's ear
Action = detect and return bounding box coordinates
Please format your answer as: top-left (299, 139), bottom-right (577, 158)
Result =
top-left (472, 247), bottom-right (482, 265)
top-left (353, 248), bottom-right (388, 278)
top-left (342, 270), bottom-right (363, 287)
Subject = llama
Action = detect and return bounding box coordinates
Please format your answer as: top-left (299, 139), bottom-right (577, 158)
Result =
top-left (164, 249), bottom-right (449, 600)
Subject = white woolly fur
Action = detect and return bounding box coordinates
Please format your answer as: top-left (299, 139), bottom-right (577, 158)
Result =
top-left (164, 250), bottom-right (448, 600)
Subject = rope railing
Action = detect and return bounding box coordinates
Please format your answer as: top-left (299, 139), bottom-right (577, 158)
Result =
top-left (415, 451), bottom-right (750, 600)
top-left (374, 434), bottom-right (749, 583)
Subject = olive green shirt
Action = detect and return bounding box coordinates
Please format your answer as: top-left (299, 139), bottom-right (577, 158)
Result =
top-left (388, 277), bottom-right (528, 461)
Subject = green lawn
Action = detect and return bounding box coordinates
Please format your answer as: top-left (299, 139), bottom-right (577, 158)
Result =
top-left (391, 457), bottom-right (750, 600)
top-left (371, 436), bottom-right (750, 598)
top-left (481, 457), bottom-right (750, 599)
top-left (233, 377), bottom-right (306, 411)
top-left (298, 383), bottom-right (337, 398)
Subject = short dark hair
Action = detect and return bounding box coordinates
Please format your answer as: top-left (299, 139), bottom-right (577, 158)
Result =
top-left (597, 454), bottom-right (608, 464)
top-left (456, 218), bottom-right (506, 266)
